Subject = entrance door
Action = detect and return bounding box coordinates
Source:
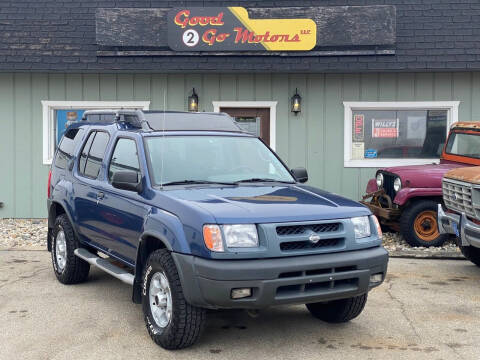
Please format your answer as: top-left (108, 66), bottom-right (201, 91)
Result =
top-left (220, 108), bottom-right (270, 146)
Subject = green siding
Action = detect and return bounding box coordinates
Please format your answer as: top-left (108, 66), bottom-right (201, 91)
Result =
top-left (0, 72), bottom-right (479, 218)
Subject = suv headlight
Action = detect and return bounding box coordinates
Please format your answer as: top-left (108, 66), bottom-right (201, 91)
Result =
top-left (203, 224), bottom-right (259, 252)
top-left (394, 177), bottom-right (402, 192)
top-left (351, 216), bottom-right (371, 239)
top-left (376, 173), bottom-right (384, 187)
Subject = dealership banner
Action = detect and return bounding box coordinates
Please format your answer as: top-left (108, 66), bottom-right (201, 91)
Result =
top-left (167, 7), bottom-right (317, 51)
top-left (372, 119), bottom-right (399, 138)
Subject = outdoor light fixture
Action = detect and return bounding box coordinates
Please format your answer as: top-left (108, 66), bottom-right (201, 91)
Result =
top-left (291, 88), bottom-right (301, 115)
top-left (188, 88), bottom-right (199, 112)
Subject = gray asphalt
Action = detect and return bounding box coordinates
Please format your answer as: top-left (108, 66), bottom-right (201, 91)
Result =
top-left (0, 250), bottom-right (479, 360)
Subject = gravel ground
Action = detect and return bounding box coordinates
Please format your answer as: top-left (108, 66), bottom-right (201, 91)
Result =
top-left (0, 218), bottom-right (463, 258)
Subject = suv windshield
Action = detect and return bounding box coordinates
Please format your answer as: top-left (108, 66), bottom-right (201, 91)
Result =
top-left (445, 132), bottom-right (480, 159)
top-left (145, 136), bottom-right (295, 186)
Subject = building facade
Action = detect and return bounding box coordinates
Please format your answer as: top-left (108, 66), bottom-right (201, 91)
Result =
top-left (1, 0), bottom-right (480, 218)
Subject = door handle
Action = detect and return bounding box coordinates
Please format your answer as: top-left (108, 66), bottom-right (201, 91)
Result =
top-left (96, 192), bottom-right (104, 205)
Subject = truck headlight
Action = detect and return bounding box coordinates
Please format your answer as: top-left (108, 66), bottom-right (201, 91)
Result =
top-left (223, 224), bottom-right (258, 248)
top-left (203, 224), bottom-right (259, 252)
top-left (394, 177), bottom-right (402, 192)
top-left (351, 216), bottom-right (371, 239)
top-left (376, 173), bottom-right (384, 187)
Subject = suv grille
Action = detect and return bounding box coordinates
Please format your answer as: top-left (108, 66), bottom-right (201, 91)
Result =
top-left (280, 238), bottom-right (341, 251)
top-left (443, 179), bottom-right (477, 218)
top-left (276, 223), bottom-right (340, 236)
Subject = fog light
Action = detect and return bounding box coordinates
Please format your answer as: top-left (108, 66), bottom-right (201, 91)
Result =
top-left (231, 288), bottom-right (252, 299)
top-left (369, 273), bottom-right (383, 285)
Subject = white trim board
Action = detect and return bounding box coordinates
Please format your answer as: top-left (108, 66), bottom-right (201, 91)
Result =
top-left (212, 101), bottom-right (278, 150)
top-left (343, 101), bottom-right (460, 168)
top-left (41, 100), bottom-right (150, 165)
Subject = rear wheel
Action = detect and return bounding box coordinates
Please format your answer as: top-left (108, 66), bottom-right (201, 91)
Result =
top-left (51, 214), bottom-right (90, 284)
top-left (400, 200), bottom-right (448, 247)
top-left (306, 294), bottom-right (368, 323)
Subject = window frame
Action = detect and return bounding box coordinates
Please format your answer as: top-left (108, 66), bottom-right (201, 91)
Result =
top-left (77, 130), bottom-right (111, 180)
top-left (343, 101), bottom-right (460, 168)
top-left (41, 100), bottom-right (150, 165)
top-left (107, 136), bottom-right (142, 184)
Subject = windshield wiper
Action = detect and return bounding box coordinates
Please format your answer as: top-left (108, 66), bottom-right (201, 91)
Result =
top-left (234, 178), bottom-right (295, 184)
top-left (161, 180), bottom-right (237, 186)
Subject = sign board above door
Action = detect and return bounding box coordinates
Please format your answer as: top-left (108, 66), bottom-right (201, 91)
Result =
top-left (96, 6), bottom-right (396, 56)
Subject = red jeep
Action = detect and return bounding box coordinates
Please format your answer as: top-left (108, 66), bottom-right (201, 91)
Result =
top-left (362, 122), bottom-right (480, 247)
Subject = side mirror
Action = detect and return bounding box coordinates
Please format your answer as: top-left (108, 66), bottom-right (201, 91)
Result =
top-left (291, 167), bottom-right (308, 183)
top-left (112, 171), bottom-right (143, 193)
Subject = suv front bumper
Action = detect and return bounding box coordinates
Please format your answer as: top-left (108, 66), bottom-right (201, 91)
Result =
top-left (172, 246), bottom-right (388, 309)
top-left (438, 204), bottom-right (480, 248)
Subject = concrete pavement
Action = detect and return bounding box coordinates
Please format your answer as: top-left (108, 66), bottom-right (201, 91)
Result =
top-left (0, 250), bottom-right (479, 360)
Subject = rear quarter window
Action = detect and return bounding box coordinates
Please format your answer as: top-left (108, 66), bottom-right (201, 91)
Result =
top-left (54, 128), bottom-right (84, 170)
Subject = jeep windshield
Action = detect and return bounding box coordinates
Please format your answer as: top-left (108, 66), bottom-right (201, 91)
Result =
top-left (145, 135), bottom-right (296, 186)
top-left (445, 132), bottom-right (480, 159)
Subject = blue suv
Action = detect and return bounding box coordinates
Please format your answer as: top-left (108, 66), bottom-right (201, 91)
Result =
top-left (47, 109), bottom-right (388, 349)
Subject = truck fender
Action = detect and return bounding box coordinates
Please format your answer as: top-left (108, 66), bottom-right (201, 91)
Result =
top-left (394, 188), bottom-right (443, 206)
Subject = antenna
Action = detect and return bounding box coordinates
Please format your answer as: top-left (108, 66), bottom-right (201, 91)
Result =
top-left (160, 90), bottom-right (166, 189)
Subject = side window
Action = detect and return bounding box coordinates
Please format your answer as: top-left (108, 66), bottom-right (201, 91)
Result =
top-left (108, 138), bottom-right (141, 182)
top-left (79, 131), bottom-right (95, 175)
top-left (55, 128), bottom-right (84, 170)
top-left (79, 131), bottom-right (110, 179)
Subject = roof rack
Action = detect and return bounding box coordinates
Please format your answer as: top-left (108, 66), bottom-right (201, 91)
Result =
top-left (80, 109), bottom-right (245, 134)
top-left (81, 109), bottom-right (150, 130)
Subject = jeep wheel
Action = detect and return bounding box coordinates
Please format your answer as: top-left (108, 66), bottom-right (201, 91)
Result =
top-left (456, 239), bottom-right (480, 267)
top-left (142, 249), bottom-right (206, 350)
top-left (51, 214), bottom-right (90, 284)
top-left (306, 294), bottom-right (368, 323)
top-left (400, 200), bottom-right (448, 247)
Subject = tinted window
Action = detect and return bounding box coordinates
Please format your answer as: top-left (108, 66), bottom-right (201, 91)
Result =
top-left (108, 138), bottom-right (141, 182)
top-left (79, 131), bottom-right (110, 179)
top-left (55, 128), bottom-right (84, 169)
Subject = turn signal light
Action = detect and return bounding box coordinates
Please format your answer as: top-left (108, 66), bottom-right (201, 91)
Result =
top-left (372, 215), bottom-right (382, 240)
top-left (203, 225), bottom-right (224, 252)
top-left (47, 169), bottom-right (52, 198)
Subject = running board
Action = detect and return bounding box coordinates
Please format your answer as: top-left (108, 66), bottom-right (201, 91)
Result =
top-left (74, 248), bottom-right (134, 286)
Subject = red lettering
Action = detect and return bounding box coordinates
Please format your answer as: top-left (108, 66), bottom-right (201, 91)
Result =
top-left (202, 29), bottom-right (217, 46)
top-left (174, 10), bottom-right (190, 29)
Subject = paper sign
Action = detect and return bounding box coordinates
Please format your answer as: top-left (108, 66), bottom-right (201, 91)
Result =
top-left (353, 114), bottom-right (364, 142)
top-left (352, 142), bottom-right (365, 160)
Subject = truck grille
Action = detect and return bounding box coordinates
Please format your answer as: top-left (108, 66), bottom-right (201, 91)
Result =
top-left (276, 223), bottom-right (340, 236)
top-left (442, 179), bottom-right (477, 218)
top-left (280, 238), bottom-right (341, 251)
top-left (381, 173), bottom-right (396, 200)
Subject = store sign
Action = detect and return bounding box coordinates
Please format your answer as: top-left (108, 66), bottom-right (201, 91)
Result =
top-left (372, 119), bottom-right (399, 138)
top-left (353, 114), bottom-right (364, 141)
top-left (167, 7), bottom-right (317, 51)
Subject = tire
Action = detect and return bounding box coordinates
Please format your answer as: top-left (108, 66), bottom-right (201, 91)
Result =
top-left (142, 249), bottom-right (206, 350)
top-left (456, 238), bottom-right (480, 267)
top-left (400, 200), bottom-right (448, 247)
top-left (306, 294), bottom-right (368, 323)
top-left (51, 214), bottom-right (90, 284)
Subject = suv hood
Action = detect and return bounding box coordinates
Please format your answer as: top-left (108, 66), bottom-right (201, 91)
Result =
top-left (163, 184), bottom-right (370, 223)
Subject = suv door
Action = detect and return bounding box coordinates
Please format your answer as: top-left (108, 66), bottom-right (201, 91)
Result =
top-left (92, 136), bottom-right (148, 263)
top-left (73, 130), bottom-right (111, 249)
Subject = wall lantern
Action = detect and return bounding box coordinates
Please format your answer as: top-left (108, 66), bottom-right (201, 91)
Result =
top-left (188, 88), bottom-right (199, 112)
top-left (291, 88), bottom-right (301, 115)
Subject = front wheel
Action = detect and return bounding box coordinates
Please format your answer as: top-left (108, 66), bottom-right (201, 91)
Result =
top-left (142, 249), bottom-right (206, 350)
top-left (400, 200), bottom-right (448, 247)
top-left (456, 238), bottom-right (480, 267)
top-left (306, 294), bottom-right (368, 323)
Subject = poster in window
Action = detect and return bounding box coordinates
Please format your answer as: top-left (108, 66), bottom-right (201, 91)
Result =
top-left (407, 116), bottom-right (426, 140)
top-left (56, 109), bottom-right (85, 145)
top-left (351, 142), bottom-right (365, 160)
top-left (352, 114), bottom-right (364, 142)
top-left (372, 118), bottom-right (399, 138)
